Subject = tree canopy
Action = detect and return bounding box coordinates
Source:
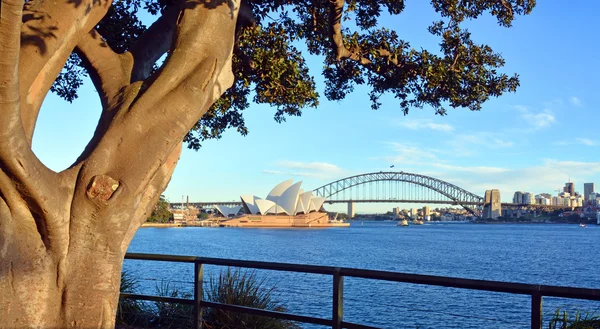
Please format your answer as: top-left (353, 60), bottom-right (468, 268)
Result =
top-left (53, 0), bottom-right (535, 150)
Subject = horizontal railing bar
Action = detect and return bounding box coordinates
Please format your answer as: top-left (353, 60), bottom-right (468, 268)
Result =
top-left (125, 253), bottom-right (198, 263)
top-left (342, 321), bottom-right (381, 329)
top-left (119, 293), bottom-right (332, 326)
top-left (201, 301), bottom-right (332, 326)
top-left (120, 293), bottom-right (194, 305)
top-left (340, 268), bottom-right (600, 300)
top-left (196, 256), bottom-right (337, 275)
top-left (125, 253), bottom-right (338, 275)
top-left (125, 253), bottom-right (600, 301)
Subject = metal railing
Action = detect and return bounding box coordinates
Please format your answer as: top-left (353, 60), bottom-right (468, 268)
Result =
top-left (121, 253), bottom-right (600, 329)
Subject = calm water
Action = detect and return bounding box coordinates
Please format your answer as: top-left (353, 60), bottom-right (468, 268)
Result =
top-left (124, 222), bottom-right (600, 328)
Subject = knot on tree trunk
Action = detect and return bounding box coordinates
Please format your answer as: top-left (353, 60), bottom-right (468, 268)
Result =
top-left (86, 175), bottom-right (120, 202)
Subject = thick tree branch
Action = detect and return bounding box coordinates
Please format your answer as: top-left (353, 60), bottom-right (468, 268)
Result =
top-left (65, 0), bottom-right (240, 256)
top-left (0, 0), bottom-right (24, 125)
top-left (129, 3), bottom-right (181, 82)
top-left (76, 29), bottom-right (133, 109)
top-left (0, 0), bottom-right (60, 230)
top-left (19, 0), bottom-right (112, 143)
top-left (328, 0), bottom-right (414, 72)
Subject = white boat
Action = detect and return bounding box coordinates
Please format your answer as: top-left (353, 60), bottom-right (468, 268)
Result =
top-left (579, 223), bottom-right (587, 228)
top-left (397, 219), bottom-right (409, 227)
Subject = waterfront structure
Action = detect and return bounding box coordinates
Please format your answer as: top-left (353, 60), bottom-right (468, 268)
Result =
top-left (411, 208), bottom-right (418, 219)
top-left (221, 179), bottom-right (348, 227)
top-left (239, 180), bottom-right (326, 216)
top-left (348, 202), bottom-right (356, 218)
top-left (584, 183), bottom-right (595, 200)
top-left (423, 206), bottom-right (431, 221)
top-left (483, 189), bottom-right (501, 219)
top-left (214, 205), bottom-right (242, 217)
top-left (564, 182), bottom-right (575, 196)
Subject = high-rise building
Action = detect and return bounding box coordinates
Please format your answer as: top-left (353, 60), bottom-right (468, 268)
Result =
top-left (584, 183), bottom-right (595, 200)
top-left (524, 192), bottom-right (534, 204)
top-left (564, 182), bottom-right (575, 196)
top-left (513, 191), bottom-right (524, 204)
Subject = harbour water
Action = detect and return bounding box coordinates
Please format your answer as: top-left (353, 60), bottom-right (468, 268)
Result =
top-left (124, 222), bottom-right (600, 328)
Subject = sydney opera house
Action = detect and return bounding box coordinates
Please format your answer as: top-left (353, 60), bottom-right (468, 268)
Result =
top-left (215, 180), bottom-right (349, 228)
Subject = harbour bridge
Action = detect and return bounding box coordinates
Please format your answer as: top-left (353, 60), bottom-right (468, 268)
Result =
top-left (173, 171), bottom-right (572, 218)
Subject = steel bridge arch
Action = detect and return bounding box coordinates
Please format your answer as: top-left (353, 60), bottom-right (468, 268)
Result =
top-left (312, 171), bottom-right (484, 215)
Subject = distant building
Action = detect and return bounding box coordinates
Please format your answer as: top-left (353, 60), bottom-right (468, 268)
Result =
top-left (559, 192), bottom-right (571, 198)
top-left (423, 206), bottom-right (430, 216)
top-left (584, 183), bottom-right (595, 200)
top-left (552, 196), bottom-right (559, 206)
top-left (564, 182), bottom-right (575, 196)
top-left (524, 192), bottom-right (534, 204)
top-left (535, 195), bottom-right (550, 205)
top-left (513, 191), bottom-right (524, 204)
top-left (411, 208), bottom-right (418, 219)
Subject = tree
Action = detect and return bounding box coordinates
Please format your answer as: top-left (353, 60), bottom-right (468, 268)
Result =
top-left (0, 0), bottom-right (534, 327)
top-left (148, 195), bottom-right (173, 223)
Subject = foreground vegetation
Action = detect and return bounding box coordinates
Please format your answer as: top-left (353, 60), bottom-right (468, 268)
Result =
top-left (550, 309), bottom-right (600, 329)
top-left (117, 269), bottom-right (299, 329)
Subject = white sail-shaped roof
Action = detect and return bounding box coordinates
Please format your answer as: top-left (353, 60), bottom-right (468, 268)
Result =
top-left (295, 198), bottom-right (306, 214)
top-left (241, 195), bottom-right (261, 214)
top-left (266, 179), bottom-right (293, 204)
top-left (298, 191), bottom-right (313, 214)
top-left (278, 181), bottom-right (302, 215)
top-left (215, 205), bottom-right (242, 217)
top-left (309, 197), bottom-right (325, 213)
top-left (256, 199), bottom-right (277, 215)
top-left (240, 180), bottom-right (327, 216)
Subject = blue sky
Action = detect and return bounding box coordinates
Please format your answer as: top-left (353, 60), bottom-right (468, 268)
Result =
top-left (32, 1), bottom-right (600, 213)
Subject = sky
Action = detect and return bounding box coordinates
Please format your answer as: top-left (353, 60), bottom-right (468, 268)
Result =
top-left (32, 1), bottom-right (600, 214)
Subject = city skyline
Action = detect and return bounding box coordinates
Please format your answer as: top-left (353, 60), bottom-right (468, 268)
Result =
top-left (31, 1), bottom-right (600, 213)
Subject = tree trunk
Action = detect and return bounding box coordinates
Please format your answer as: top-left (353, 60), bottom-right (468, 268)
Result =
top-left (0, 0), bottom-right (239, 327)
top-left (0, 138), bottom-right (183, 328)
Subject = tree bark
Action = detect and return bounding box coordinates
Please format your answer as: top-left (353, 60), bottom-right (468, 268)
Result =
top-left (0, 0), bottom-right (239, 327)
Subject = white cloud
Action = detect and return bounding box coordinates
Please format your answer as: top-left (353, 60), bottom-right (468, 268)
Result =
top-left (377, 142), bottom-right (440, 165)
top-left (394, 119), bottom-right (454, 132)
top-left (263, 161), bottom-right (347, 179)
top-left (514, 104), bottom-right (557, 130)
top-left (444, 133), bottom-right (514, 157)
top-left (432, 163), bottom-right (509, 174)
top-left (522, 109), bottom-right (556, 130)
top-left (576, 138), bottom-right (596, 146)
top-left (570, 96), bottom-right (583, 107)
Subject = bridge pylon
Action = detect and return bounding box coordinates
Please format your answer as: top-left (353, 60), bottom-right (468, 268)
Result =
top-left (482, 189), bottom-right (501, 219)
top-left (348, 202), bottom-right (355, 219)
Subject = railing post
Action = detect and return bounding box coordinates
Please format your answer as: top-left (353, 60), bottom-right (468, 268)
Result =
top-left (194, 261), bottom-right (204, 329)
top-left (531, 292), bottom-right (542, 329)
top-left (333, 269), bottom-right (343, 329)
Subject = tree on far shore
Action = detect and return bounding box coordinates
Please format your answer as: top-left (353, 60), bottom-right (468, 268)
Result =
top-left (147, 195), bottom-right (173, 223)
top-left (0, 0), bottom-right (534, 327)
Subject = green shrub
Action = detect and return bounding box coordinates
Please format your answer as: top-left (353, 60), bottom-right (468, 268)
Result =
top-left (117, 268), bottom-right (298, 329)
top-left (549, 309), bottom-right (600, 329)
top-left (203, 268), bottom-right (299, 329)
